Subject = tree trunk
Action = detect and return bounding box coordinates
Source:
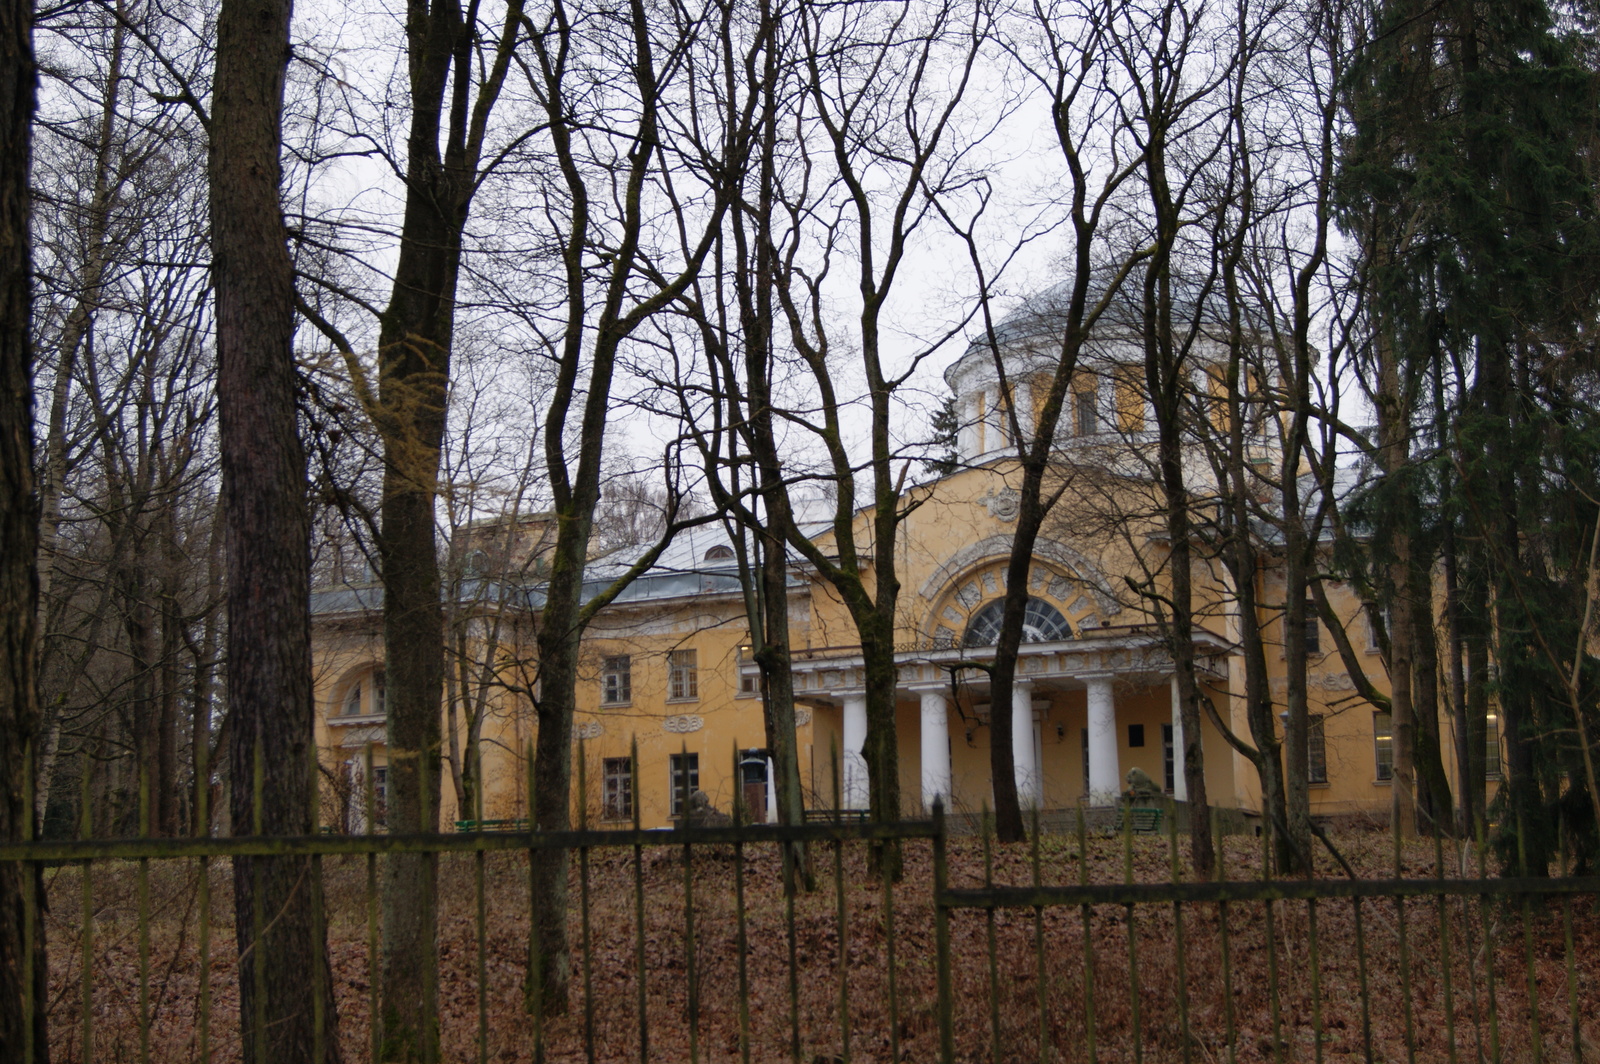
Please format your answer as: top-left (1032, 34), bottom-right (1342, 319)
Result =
top-left (0, 0), bottom-right (48, 1044)
top-left (757, 534), bottom-right (805, 829)
top-left (1145, 243), bottom-right (1216, 878)
top-left (739, 12), bottom-right (804, 836)
top-left (1281, 527), bottom-right (1315, 874)
top-left (530, 600), bottom-right (580, 1015)
top-left (1483, 352), bottom-right (1546, 873)
top-left (1443, 520), bottom-right (1474, 837)
top-left (209, 0), bottom-right (338, 1055)
top-left (1408, 561), bottom-right (1451, 835)
top-left (370, 0), bottom-right (527, 1045)
top-left (378, 477), bottom-right (444, 1059)
top-left (1226, 533), bottom-right (1286, 876)
top-left (1388, 548), bottom-right (1418, 838)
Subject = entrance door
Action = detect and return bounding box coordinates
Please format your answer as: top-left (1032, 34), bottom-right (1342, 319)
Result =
top-left (739, 751), bottom-right (770, 823)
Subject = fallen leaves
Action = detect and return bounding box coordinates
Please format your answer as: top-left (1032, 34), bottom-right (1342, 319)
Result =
top-left (35, 828), bottom-right (1600, 1063)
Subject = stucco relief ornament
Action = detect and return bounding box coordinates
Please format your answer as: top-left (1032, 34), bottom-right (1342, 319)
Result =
top-left (663, 714), bottom-right (704, 734)
top-left (794, 707), bottom-right (812, 727)
top-left (982, 488), bottom-right (1020, 522)
top-left (576, 721), bottom-right (603, 740)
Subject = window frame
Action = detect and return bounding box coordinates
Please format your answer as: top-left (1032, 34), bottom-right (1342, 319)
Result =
top-left (1308, 714), bottom-right (1328, 785)
top-left (1080, 728), bottom-right (1089, 797)
top-left (1075, 387), bottom-right (1098, 436)
top-left (669, 752), bottom-right (700, 818)
top-left (1485, 712), bottom-right (1502, 781)
top-left (1303, 600), bottom-right (1321, 655)
top-left (1374, 711), bottom-right (1393, 782)
top-left (341, 670), bottom-right (385, 718)
top-left (601, 654), bottom-right (632, 707)
top-left (602, 756), bottom-right (634, 821)
top-left (668, 649), bottom-right (699, 702)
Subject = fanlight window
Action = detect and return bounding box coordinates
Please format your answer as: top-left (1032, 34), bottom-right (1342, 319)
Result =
top-left (341, 671), bottom-right (385, 717)
top-left (963, 597), bottom-right (1073, 647)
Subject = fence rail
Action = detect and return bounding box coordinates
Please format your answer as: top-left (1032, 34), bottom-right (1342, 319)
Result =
top-left (5, 803), bottom-right (1599, 1064)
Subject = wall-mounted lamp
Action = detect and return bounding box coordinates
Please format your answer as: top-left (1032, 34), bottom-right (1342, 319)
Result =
top-left (1056, 722), bottom-right (1066, 741)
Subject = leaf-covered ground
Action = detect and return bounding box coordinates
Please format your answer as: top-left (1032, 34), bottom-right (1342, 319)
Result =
top-left (38, 827), bottom-right (1600, 1062)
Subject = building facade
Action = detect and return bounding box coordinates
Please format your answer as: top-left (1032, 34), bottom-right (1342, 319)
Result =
top-left (312, 296), bottom-right (1497, 831)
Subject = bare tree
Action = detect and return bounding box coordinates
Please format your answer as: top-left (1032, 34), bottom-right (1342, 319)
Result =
top-left (368, 0), bottom-right (524, 1051)
top-left (757, 0), bottom-right (995, 856)
top-left (28, 0), bottom-right (220, 839)
top-left (501, 0), bottom-right (753, 1012)
top-left (209, 0), bottom-right (338, 1056)
top-left (290, 0), bottom-right (529, 1048)
top-left (971, 0), bottom-right (1167, 844)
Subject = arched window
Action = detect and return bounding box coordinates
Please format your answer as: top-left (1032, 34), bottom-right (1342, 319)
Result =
top-left (340, 670), bottom-right (385, 717)
top-left (704, 544), bottom-right (735, 562)
top-left (963, 597), bottom-right (1073, 647)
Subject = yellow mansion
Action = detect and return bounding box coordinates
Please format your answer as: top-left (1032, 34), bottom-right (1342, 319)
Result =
top-left (311, 308), bottom-right (1497, 831)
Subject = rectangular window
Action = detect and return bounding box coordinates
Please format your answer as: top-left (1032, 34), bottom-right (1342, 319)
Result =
top-left (668, 649), bottom-right (699, 701)
top-left (1374, 712), bottom-right (1393, 782)
top-left (602, 757), bottom-right (633, 821)
top-left (1304, 601), bottom-right (1320, 654)
top-left (1128, 723), bottom-right (1145, 748)
top-left (601, 655), bottom-right (631, 706)
top-left (1485, 713), bottom-right (1502, 780)
top-left (737, 643), bottom-right (759, 696)
top-left (361, 766), bottom-right (388, 830)
top-left (1308, 715), bottom-right (1328, 785)
top-left (1115, 370), bottom-right (1144, 433)
top-left (1080, 728), bottom-right (1089, 797)
top-left (1279, 712), bottom-right (1328, 785)
top-left (1162, 723), bottom-right (1175, 794)
top-left (1075, 389), bottom-right (1098, 436)
top-left (1363, 605), bottom-right (1390, 654)
top-left (669, 753), bottom-right (700, 818)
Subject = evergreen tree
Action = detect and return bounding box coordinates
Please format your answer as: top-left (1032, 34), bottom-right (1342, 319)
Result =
top-left (1339, 0), bottom-right (1600, 869)
top-left (923, 396), bottom-right (963, 478)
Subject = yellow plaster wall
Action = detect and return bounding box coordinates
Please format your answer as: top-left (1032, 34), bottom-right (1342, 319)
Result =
top-left (310, 452), bottom-right (1456, 831)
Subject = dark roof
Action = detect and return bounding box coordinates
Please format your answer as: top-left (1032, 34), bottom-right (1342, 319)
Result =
top-left (967, 268), bottom-right (1268, 352)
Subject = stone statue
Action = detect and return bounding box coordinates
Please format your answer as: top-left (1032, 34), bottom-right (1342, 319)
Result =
top-left (685, 789), bottom-right (731, 827)
top-left (1125, 766), bottom-right (1161, 799)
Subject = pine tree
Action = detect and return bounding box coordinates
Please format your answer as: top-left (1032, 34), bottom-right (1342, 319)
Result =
top-left (1339, 0), bottom-right (1600, 868)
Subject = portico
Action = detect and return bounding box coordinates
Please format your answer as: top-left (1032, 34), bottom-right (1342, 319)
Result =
top-left (776, 625), bottom-right (1228, 813)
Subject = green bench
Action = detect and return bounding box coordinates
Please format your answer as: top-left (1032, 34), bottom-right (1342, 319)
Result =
top-left (1111, 805), bottom-right (1165, 835)
top-left (804, 809), bottom-right (870, 824)
top-left (453, 818), bottom-right (530, 833)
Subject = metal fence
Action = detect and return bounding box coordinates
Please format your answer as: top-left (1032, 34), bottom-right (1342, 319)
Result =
top-left (4, 785), bottom-right (1599, 1063)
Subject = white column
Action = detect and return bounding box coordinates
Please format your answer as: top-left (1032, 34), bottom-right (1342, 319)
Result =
top-left (766, 756), bottom-right (778, 824)
top-left (1012, 680), bottom-right (1040, 807)
top-left (1170, 675), bottom-right (1188, 801)
top-left (842, 694), bottom-right (868, 809)
top-left (919, 690), bottom-right (951, 812)
top-left (1086, 674), bottom-right (1120, 804)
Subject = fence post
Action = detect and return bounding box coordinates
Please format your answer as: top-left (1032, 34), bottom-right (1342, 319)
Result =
top-left (933, 797), bottom-right (954, 1064)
